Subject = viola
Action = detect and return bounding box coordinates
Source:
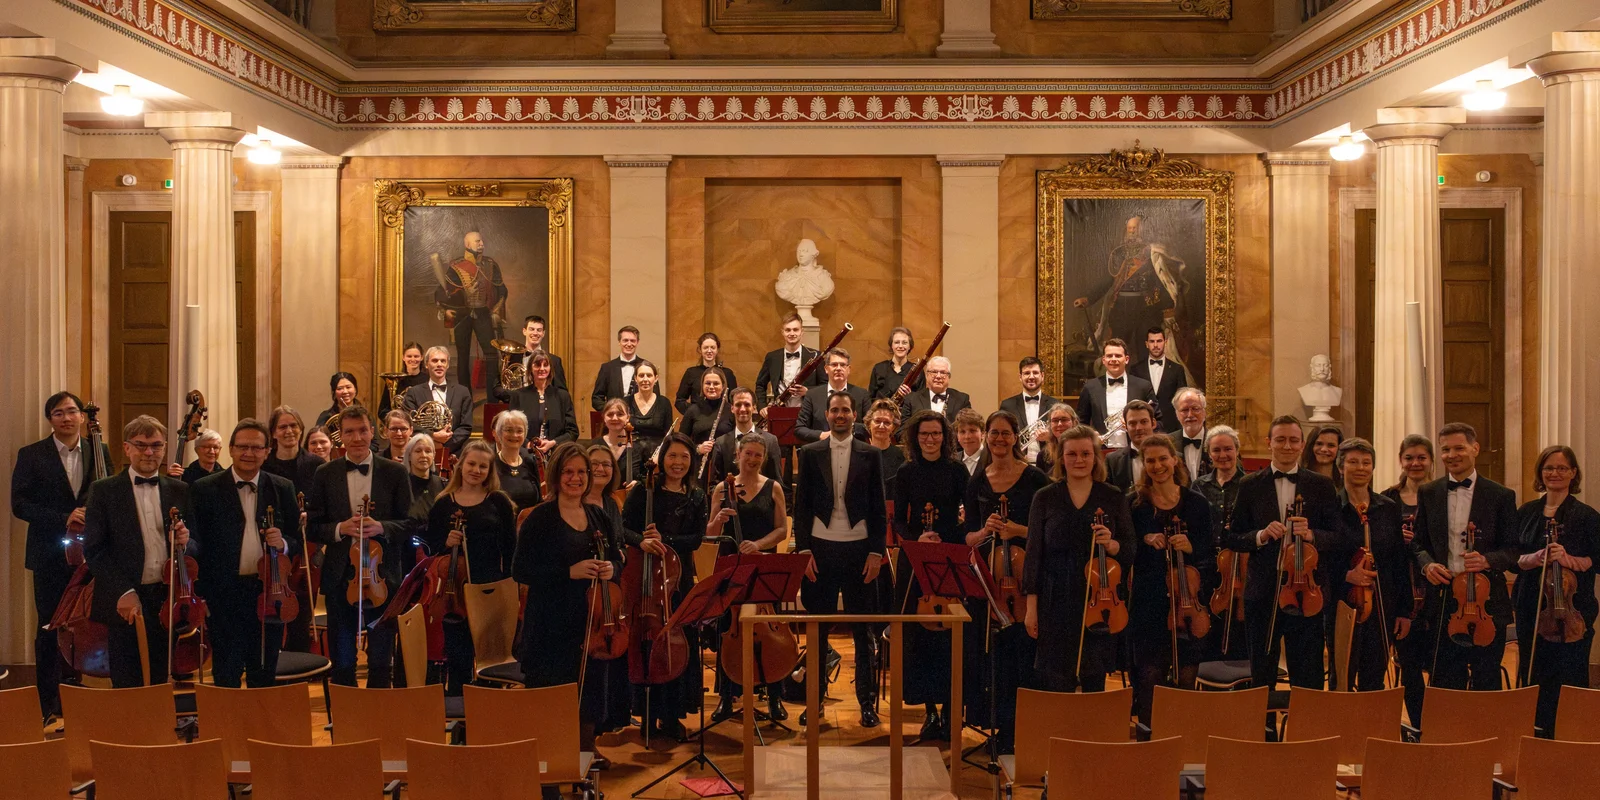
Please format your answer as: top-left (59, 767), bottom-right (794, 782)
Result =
top-left (426, 509), bottom-right (470, 624)
top-left (1082, 508), bottom-right (1128, 634)
top-left (1275, 494), bottom-right (1323, 617)
top-left (915, 502), bottom-right (962, 632)
top-left (256, 505), bottom-right (300, 624)
top-left (1345, 503), bottom-right (1376, 624)
top-left (1446, 522), bottom-right (1495, 648)
top-left (347, 495), bottom-right (389, 609)
top-left (1164, 517), bottom-right (1209, 642)
top-left (161, 507), bottom-right (210, 678)
top-left (623, 468), bottom-right (690, 685)
top-left (987, 495), bottom-right (1026, 626)
top-left (1402, 513), bottom-right (1426, 627)
top-left (718, 475), bottom-right (799, 687)
top-left (1534, 518), bottom-right (1584, 644)
top-left (585, 524), bottom-right (629, 660)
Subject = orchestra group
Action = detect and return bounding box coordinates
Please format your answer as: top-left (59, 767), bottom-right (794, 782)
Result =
top-left (13, 311), bottom-right (1597, 771)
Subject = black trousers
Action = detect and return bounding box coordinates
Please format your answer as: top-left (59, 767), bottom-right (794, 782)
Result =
top-left (1345, 614), bottom-right (1397, 692)
top-left (454, 308), bottom-right (498, 395)
top-left (1396, 606), bottom-right (1435, 727)
top-left (209, 581), bottom-right (282, 688)
top-left (107, 584), bottom-right (171, 688)
top-left (800, 538), bottom-right (879, 705)
top-left (1430, 621), bottom-right (1507, 691)
top-left (440, 618), bottom-right (475, 696)
top-left (1523, 632), bottom-right (1593, 735)
top-left (325, 594), bottom-right (397, 687)
top-left (30, 562), bottom-right (74, 715)
top-left (1248, 600), bottom-right (1326, 690)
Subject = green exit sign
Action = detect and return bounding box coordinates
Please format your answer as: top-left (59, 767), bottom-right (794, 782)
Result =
top-left (163, 179), bottom-right (173, 189)
top-left (1437, 175), bottom-right (1445, 185)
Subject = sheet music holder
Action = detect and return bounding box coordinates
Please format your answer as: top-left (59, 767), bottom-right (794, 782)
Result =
top-left (664, 563), bottom-right (758, 631)
top-left (899, 539), bottom-right (1012, 625)
top-left (714, 553), bottom-right (809, 607)
top-left (765, 406), bottom-right (801, 447)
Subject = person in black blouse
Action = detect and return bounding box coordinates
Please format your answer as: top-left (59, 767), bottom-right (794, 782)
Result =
top-left (304, 427), bottom-right (334, 462)
top-left (507, 350), bottom-right (578, 451)
top-left (1192, 425), bottom-right (1247, 661)
top-left (490, 410), bottom-right (542, 511)
top-left (314, 372), bottom-right (362, 430)
top-left (401, 433), bottom-right (443, 584)
top-left (624, 360), bottom-right (673, 459)
top-left (1023, 425), bottom-right (1134, 693)
top-left (865, 398), bottom-right (908, 481)
top-left (1302, 425), bottom-right (1343, 482)
top-left (1330, 438), bottom-right (1412, 693)
top-left (264, 406), bottom-right (323, 496)
top-left (676, 333), bottom-right (739, 415)
top-left (174, 428), bottom-right (226, 484)
top-left (377, 342), bottom-right (427, 421)
top-left (583, 444), bottom-right (626, 532)
top-left (376, 411), bottom-right (413, 462)
top-left (1031, 403), bottom-right (1080, 477)
top-left (679, 367), bottom-right (735, 480)
top-left (593, 398), bottom-right (646, 493)
top-left (867, 326), bottom-right (922, 400)
top-left (1382, 433), bottom-right (1433, 726)
top-left (706, 387), bottom-right (780, 487)
top-left (426, 440), bottom-right (517, 695)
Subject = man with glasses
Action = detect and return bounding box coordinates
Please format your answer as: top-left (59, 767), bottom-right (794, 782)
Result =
top-left (902, 356), bottom-right (971, 423)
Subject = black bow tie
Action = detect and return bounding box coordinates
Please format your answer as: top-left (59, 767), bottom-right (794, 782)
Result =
top-left (346, 461), bottom-right (370, 475)
top-left (1107, 377), bottom-right (1124, 387)
top-left (430, 384), bottom-right (447, 392)
top-left (1448, 477), bottom-right (1473, 492)
top-left (235, 480), bottom-right (256, 492)
top-left (1150, 359), bottom-right (1164, 366)
top-left (785, 351), bottom-right (802, 360)
top-left (1273, 470), bottom-right (1298, 483)
top-left (134, 475), bottom-right (160, 487)
top-left (1024, 395), bottom-right (1040, 403)
top-left (830, 389), bottom-right (849, 397)
top-left (1182, 437), bottom-right (1203, 450)
top-left (932, 393), bottom-right (947, 403)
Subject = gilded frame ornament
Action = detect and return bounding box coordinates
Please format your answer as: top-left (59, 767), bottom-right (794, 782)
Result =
top-left (707, 0), bottom-right (898, 34)
top-left (1032, 0), bottom-right (1230, 21)
top-left (1035, 144), bottom-right (1236, 423)
top-left (372, 0), bottom-right (576, 32)
top-left (372, 178), bottom-right (575, 410)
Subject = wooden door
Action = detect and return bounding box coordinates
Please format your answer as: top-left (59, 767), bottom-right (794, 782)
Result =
top-left (1354, 209), bottom-right (1376, 443)
top-left (108, 211), bottom-right (172, 457)
top-left (1439, 209), bottom-right (1505, 482)
top-left (235, 212), bottom-right (256, 419)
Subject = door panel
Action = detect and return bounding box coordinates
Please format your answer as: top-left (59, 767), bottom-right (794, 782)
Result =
top-left (108, 211), bottom-right (172, 458)
top-left (1439, 209), bottom-right (1504, 482)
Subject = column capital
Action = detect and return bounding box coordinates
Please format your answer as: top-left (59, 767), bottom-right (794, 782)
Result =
top-left (1262, 151), bottom-right (1331, 176)
top-left (1362, 108), bottom-right (1464, 146)
top-left (64, 156), bottom-right (89, 172)
top-left (1513, 32), bottom-right (1600, 80)
top-left (938, 154), bottom-right (1005, 175)
top-left (0, 38), bottom-right (90, 86)
top-left (280, 155), bottom-right (347, 171)
top-left (145, 111), bottom-right (246, 148)
top-left (604, 155), bottom-right (672, 170)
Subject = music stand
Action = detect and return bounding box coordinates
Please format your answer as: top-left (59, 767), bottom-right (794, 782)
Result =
top-left (766, 406), bottom-right (801, 447)
top-left (588, 410), bottom-right (604, 439)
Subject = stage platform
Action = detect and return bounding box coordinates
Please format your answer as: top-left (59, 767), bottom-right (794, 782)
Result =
top-left (754, 746), bottom-right (958, 800)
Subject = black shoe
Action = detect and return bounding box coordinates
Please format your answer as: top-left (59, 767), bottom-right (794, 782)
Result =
top-left (919, 709), bottom-right (941, 740)
top-left (935, 710), bottom-right (951, 741)
top-left (859, 704), bottom-right (881, 729)
top-left (712, 696), bottom-right (736, 723)
top-left (654, 720), bottom-right (687, 741)
top-left (767, 693), bottom-right (789, 721)
top-left (798, 709), bottom-right (809, 727)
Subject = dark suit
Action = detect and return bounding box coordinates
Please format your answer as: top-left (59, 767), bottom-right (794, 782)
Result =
top-left (12, 435), bottom-right (109, 712)
top-left (755, 346), bottom-right (824, 406)
top-left (707, 428), bottom-right (782, 487)
top-left (306, 455), bottom-right (412, 686)
top-left (508, 384), bottom-right (579, 443)
top-left (998, 393), bottom-right (1060, 428)
top-left (794, 383), bottom-right (868, 443)
top-left (1223, 467), bottom-right (1345, 689)
top-left (1411, 472), bottom-right (1518, 691)
top-left (1076, 374), bottom-right (1157, 434)
top-left (81, 470), bottom-right (190, 687)
top-left (901, 387), bottom-right (972, 424)
top-left (401, 382), bottom-right (474, 454)
top-left (1104, 446), bottom-right (1137, 494)
top-left (189, 469), bottom-right (302, 687)
top-left (589, 356), bottom-right (641, 411)
top-left (1128, 359), bottom-right (1190, 433)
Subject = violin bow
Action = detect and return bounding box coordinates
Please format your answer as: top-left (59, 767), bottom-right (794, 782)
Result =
top-left (165, 507), bottom-right (180, 684)
top-left (1074, 509), bottom-right (1104, 690)
top-left (1167, 515), bottom-right (1181, 686)
top-left (261, 504), bottom-right (273, 670)
top-left (1523, 519), bottom-right (1558, 688)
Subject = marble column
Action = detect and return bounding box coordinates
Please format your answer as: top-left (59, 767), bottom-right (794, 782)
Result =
top-left (607, 0), bottom-right (670, 58)
top-left (1523, 34), bottom-right (1600, 483)
top-left (1263, 153), bottom-right (1332, 420)
top-left (65, 156), bottom-right (88, 392)
top-left (280, 156), bottom-right (346, 419)
top-left (937, 0), bottom-right (1001, 57)
top-left (938, 155), bottom-right (1004, 412)
top-left (606, 156), bottom-right (671, 367)
top-left (0, 38), bottom-right (82, 664)
top-left (1363, 107), bottom-right (1462, 487)
top-left (147, 111), bottom-right (246, 447)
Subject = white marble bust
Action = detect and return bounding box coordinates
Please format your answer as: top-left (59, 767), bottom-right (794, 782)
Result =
top-left (1298, 354), bottom-right (1344, 423)
top-left (775, 239), bottom-right (835, 309)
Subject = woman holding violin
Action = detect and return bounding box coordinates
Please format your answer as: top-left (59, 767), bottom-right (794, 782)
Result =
top-left (594, 398), bottom-right (645, 492)
top-left (1331, 438), bottom-right (1412, 692)
top-left (1127, 434), bottom-right (1214, 726)
top-left (1022, 424), bottom-right (1134, 693)
top-left (961, 410), bottom-right (1049, 754)
top-left (1513, 445), bottom-right (1597, 735)
top-left (426, 440), bottom-right (517, 695)
top-left (491, 410), bottom-right (542, 510)
top-left (1380, 433), bottom-right (1433, 725)
top-left (1194, 426), bottom-right (1247, 660)
top-left (512, 442), bottom-right (628, 766)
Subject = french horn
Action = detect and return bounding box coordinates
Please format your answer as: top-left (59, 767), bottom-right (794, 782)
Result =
top-left (323, 414), bottom-right (343, 448)
top-left (493, 338), bottom-right (529, 392)
top-left (410, 400), bottom-right (454, 435)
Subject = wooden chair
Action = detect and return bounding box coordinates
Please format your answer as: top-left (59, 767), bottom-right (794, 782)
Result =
top-left (1513, 736), bottom-right (1600, 799)
top-left (89, 739), bottom-right (228, 800)
top-left (0, 686), bottom-right (43, 744)
top-left (1283, 686), bottom-right (1404, 766)
top-left (396, 605), bottom-right (429, 689)
top-left (1420, 686), bottom-right (1537, 782)
top-left (462, 683), bottom-right (593, 788)
top-left (1149, 685), bottom-right (1269, 763)
top-left (407, 737), bottom-right (542, 800)
top-left (249, 738), bottom-right (391, 800)
top-left (193, 683), bottom-right (312, 782)
top-left (463, 577), bottom-right (523, 686)
top-left (1204, 735), bottom-right (1340, 800)
top-left (1552, 685), bottom-right (1600, 742)
top-left (60, 684), bottom-right (180, 785)
top-left (1047, 736), bottom-right (1182, 799)
top-left (0, 739), bottom-right (72, 800)
top-left (1000, 687), bottom-right (1132, 797)
top-left (328, 684), bottom-right (448, 777)
top-left (1361, 737), bottom-right (1497, 800)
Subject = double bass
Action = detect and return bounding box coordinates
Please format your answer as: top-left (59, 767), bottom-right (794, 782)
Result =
top-left (987, 495), bottom-right (1025, 626)
top-left (718, 475), bottom-right (799, 688)
top-left (162, 507), bottom-right (209, 678)
top-left (256, 506), bottom-right (299, 624)
top-left (622, 468), bottom-right (690, 688)
top-left (1082, 508), bottom-right (1127, 634)
top-left (67, 403), bottom-right (111, 566)
top-left (1446, 522), bottom-right (1495, 648)
top-left (172, 390), bottom-right (208, 470)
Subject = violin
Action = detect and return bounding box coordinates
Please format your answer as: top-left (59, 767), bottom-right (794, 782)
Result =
top-left (1534, 518), bottom-right (1584, 644)
top-left (161, 507), bottom-right (210, 678)
top-left (1164, 517), bottom-right (1209, 642)
top-left (425, 509), bottom-right (470, 624)
top-left (291, 491), bottom-right (320, 607)
top-left (1082, 508), bottom-right (1128, 634)
top-left (1210, 550), bottom-right (1248, 620)
top-left (347, 494), bottom-right (388, 609)
top-left (623, 467), bottom-right (689, 685)
top-left (585, 522), bottom-right (629, 660)
top-left (1345, 503), bottom-right (1376, 624)
top-left (1402, 513), bottom-right (1426, 627)
top-left (915, 502), bottom-right (961, 632)
top-left (611, 421), bottom-right (634, 509)
top-left (1446, 522), bottom-right (1495, 648)
top-left (987, 495), bottom-right (1026, 626)
top-left (256, 505), bottom-right (300, 624)
top-left (1275, 494), bottom-right (1323, 617)
top-left (718, 475), bottom-right (799, 687)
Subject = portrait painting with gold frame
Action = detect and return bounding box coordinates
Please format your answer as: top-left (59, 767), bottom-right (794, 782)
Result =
top-left (1031, 0), bottom-right (1230, 20)
top-left (708, 0), bottom-right (898, 33)
top-left (374, 178), bottom-right (574, 437)
top-left (1036, 145), bottom-right (1235, 421)
top-left (372, 0), bottom-right (576, 32)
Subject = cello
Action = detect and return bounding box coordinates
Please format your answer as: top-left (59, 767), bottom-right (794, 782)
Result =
top-left (256, 505), bottom-right (299, 624)
top-left (1345, 503), bottom-right (1376, 624)
top-left (162, 507), bottom-right (210, 678)
top-left (425, 509), bottom-right (470, 624)
top-left (718, 475), bottom-right (799, 688)
top-left (1275, 494), bottom-right (1323, 617)
top-left (1446, 522), bottom-right (1495, 648)
top-left (914, 502), bottom-right (961, 631)
top-left (622, 467), bottom-right (690, 689)
top-left (1082, 508), bottom-right (1127, 634)
top-left (986, 495), bottom-right (1025, 626)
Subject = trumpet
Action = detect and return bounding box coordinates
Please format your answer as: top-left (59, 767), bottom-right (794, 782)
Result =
top-left (1018, 416), bottom-right (1049, 450)
top-left (1100, 411), bottom-right (1125, 446)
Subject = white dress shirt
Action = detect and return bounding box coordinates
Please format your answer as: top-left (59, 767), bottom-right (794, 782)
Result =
top-left (130, 469), bottom-right (168, 585)
top-left (1104, 376), bottom-right (1129, 449)
top-left (962, 447), bottom-right (984, 475)
top-left (234, 469), bottom-right (263, 576)
top-left (1446, 470), bottom-right (1478, 574)
top-left (429, 382), bottom-right (449, 405)
top-left (813, 436), bottom-right (867, 543)
top-left (1255, 465), bottom-right (1300, 546)
top-left (1021, 394), bottom-right (1043, 427)
top-left (344, 454), bottom-right (376, 529)
top-left (929, 389), bottom-right (947, 417)
top-left (1148, 359), bottom-right (1167, 392)
top-left (780, 348), bottom-right (804, 406)
top-left (55, 435), bottom-right (83, 497)
top-left (619, 357), bottom-right (638, 395)
top-left (1180, 428), bottom-right (1205, 478)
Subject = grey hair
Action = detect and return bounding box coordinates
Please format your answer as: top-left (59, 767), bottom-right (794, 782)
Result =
top-left (424, 345), bottom-right (450, 364)
top-left (1204, 425), bottom-right (1241, 451)
top-left (1173, 387), bottom-right (1206, 409)
top-left (195, 428), bottom-right (222, 447)
top-left (494, 409), bottom-right (529, 440)
top-left (927, 356), bottom-right (951, 373)
top-left (401, 433), bottom-right (434, 467)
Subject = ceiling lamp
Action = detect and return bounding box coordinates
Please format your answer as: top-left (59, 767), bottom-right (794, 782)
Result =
top-left (1329, 135), bottom-right (1365, 161)
top-left (247, 137), bottom-right (281, 165)
top-left (1462, 79), bottom-right (1507, 112)
top-left (100, 84), bottom-right (143, 117)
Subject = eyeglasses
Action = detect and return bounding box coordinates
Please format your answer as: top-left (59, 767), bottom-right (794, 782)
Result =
top-left (232, 444), bottom-right (270, 453)
top-left (127, 441), bottom-right (165, 452)
top-left (1541, 465), bottom-right (1575, 475)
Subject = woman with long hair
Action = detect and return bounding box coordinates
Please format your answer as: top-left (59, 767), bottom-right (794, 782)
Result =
top-left (678, 367), bottom-right (735, 480)
top-left (1301, 425), bottom-right (1343, 480)
top-left (426, 440), bottom-right (517, 695)
top-left (491, 410), bottom-right (542, 510)
top-left (594, 397), bottom-right (645, 491)
top-left (1031, 403), bottom-right (1081, 476)
top-left (675, 332), bottom-right (739, 415)
top-left (868, 326), bottom-right (922, 400)
top-left (378, 342), bottom-right (427, 420)
top-left (315, 372), bottom-right (362, 429)
top-left (625, 360), bottom-right (673, 458)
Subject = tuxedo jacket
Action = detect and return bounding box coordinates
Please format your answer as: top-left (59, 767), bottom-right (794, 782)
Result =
top-left (188, 469), bottom-right (302, 601)
top-left (755, 346), bottom-right (825, 406)
top-left (1222, 467), bottom-right (1346, 604)
top-left (305, 456), bottom-right (413, 598)
top-left (707, 428), bottom-right (782, 486)
top-left (998, 393), bottom-right (1061, 429)
top-left (794, 383), bottom-right (869, 443)
top-left (508, 384), bottom-right (579, 443)
top-left (1412, 473), bottom-right (1519, 623)
top-left (1128, 359), bottom-right (1190, 433)
top-left (589, 357), bottom-right (641, 411)
top-left (1104, 446), bottom-right (1136, 495)
top-left (901, 387), bottom-right (972, 424)
top-left (791, 437), bottom-right (887, 554)
top-left (13, 435), bottom-right (112, 572)
top-left (82, 471), bottom-right (191, 624)
top-left (400, 382), bottom-right (474, 454)
top-left (1076, 374), bottom-right (1158, 433)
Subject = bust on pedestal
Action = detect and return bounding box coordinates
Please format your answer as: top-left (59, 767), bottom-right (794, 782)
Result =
top-left (775, 238), bottom-right (835, 349)
top-left (1298, 354), bottom-right (1344, 424)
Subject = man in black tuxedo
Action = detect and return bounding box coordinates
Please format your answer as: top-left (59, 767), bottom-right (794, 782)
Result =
top-left (793, 391), bottom-right (887, 728)
top-left (189, 419), bottom-right (301, 688)
top-left (82, 415), bottom-right (191, 687)
top-left (589, 325), bottom-right (642, 410)
top-left (1076, 338), bottom-right (1156, 450)
top-left (794, 348), bottom-right (868, 443)
top-left (1171, 388), bottom-right (1213, 480)
top-left (901, 356), bottom-right (971, 423)
top-left (707, 388), bottom-right (781, 485)
top-left (999, 357), bottom-right (1059, 448)
top-left (12, 392), bottom-right (111, 714)
top-left (519, 314), bottom-right (567, 392)
top-left (1224, 415), bottom-right (1345, 690)
top-left (306, 406), bottom-right (413, 687)
top-left (1412, 422), bottom-right (1519, 693)
top-left (755, 312), bottom-right (824, 408)
top-left (1104, 400), bottom-right (1158, 494)
top-left (402, 346), bottom-right (474, 455)
top-left (1127, 328), bottom-right (1190, 434)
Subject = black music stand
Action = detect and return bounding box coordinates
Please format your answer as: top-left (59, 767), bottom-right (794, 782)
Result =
top-left (695, 552), bottom-right (811, 738)
top-left (765, 406), bottom-right (802, 447)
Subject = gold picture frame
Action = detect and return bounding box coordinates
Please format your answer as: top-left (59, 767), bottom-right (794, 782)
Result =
top-left (372, 178), bottom-right (575, 427)
top-left (1031, 0), bottom-right (1230, 21)
top-left (372, 0), bottom-right (576, 32)
top-left (1036, 144), bottom-right (1236, 423)
top-left (708, 0), bottom-right (899, 34)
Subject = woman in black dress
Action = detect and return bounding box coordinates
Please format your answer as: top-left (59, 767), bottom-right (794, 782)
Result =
top-left (1379, 433), bottom-right (1434, 728)
top-left (314, 371), bottom-right (362, 429)
top-left (1023, 424), bottom-right (1134, 693)
top-left (491, 410), bottom-right (542, 510)
top-left (891, 410), bottom-right (970, 740)
top-left (378, 341), bottom-right (427, 420)
top-left (625, 361), bottom-right (673, 459)
top-left (1513, 445), bottom-right (1598, 735)
top-left (509, 351), bottom-right (578, 454)
top-left (426, 440), bottom-right (518, 695)
top-left (867, 326), bottom-right (922, 400)
top-left (580, 443), bottom-right (634, 736)
top-left (1331, 438), bottom-right (1411, 693)
top-left (1030, 403), bottom-right (1079, 476)
top-left (1192, 425), bottom-right (1248, 660)
top-left (621, 433), bottom-right (707, 739)
top-left (679, 367), bottom-right (735, 480)
top-left (962, 410), bottom-right (1051, 754)
top-left (593, 398), bottom-right (646, 493)
top-left (513, 442), bottom-right (628, 766)
top-left (1127, 434), bottom-right (1214, 726)
top-left (263, 405), bottom-right (324, 653)
top-left (865, 398), bottom-right (908, 481)
top-left (176, 428), bottom-right (225, 483)
top-left (675, 333), bottom-right (740, 415)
